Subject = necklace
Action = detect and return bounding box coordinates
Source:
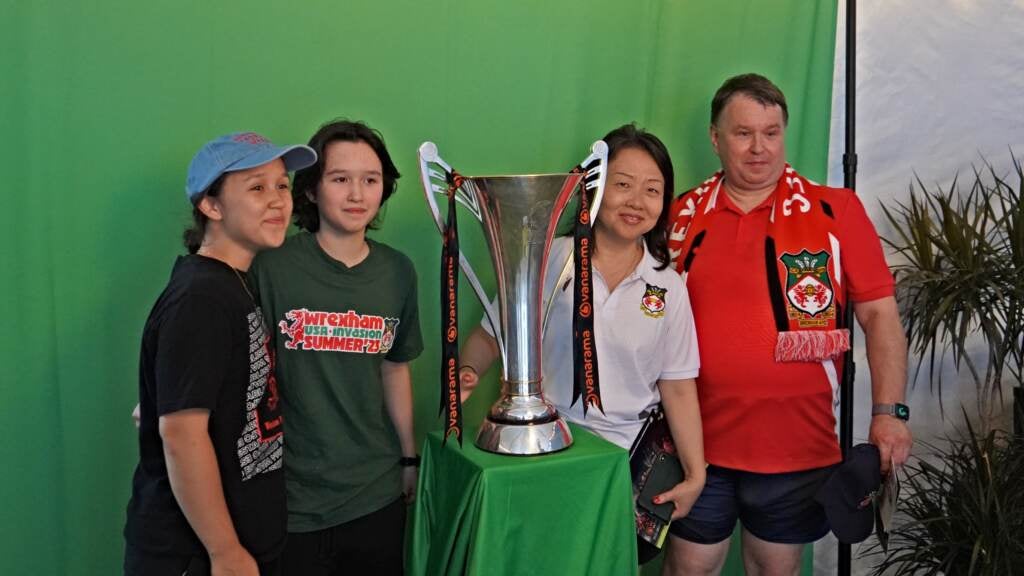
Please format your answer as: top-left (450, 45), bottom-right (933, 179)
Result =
top-left (595, 241), bottom-right (643, 293)
top-left (232, 267), bottom-right (256, 304)
top-left (195, 247), bottom-right (258, 303)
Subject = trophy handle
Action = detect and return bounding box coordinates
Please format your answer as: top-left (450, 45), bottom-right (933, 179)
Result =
top-left (418, 142), bottom-right (507, 366)
top-left (541, 140), bottom-right (609, 338)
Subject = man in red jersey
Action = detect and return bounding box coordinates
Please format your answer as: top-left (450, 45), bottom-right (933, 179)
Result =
top-left (662, 74), bottom-right (912, 576)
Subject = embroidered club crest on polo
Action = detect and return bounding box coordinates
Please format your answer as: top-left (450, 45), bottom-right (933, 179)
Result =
top-left (641, 284), bottom-right (667, 318)
top-left (780, 250), bottom-right (835, 326)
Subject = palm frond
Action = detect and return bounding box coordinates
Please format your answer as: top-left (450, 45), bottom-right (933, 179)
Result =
top-left (861, 419), bottom-right (1024, 575)
top-left (882, 154), bottom-right (1024, 424)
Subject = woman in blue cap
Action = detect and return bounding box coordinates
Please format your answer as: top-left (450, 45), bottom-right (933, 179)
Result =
top-left (124, 132), bottom-right (315, 576)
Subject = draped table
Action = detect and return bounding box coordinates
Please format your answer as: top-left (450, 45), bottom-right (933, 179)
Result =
top-left (410, 424), bottom-right (637, 576)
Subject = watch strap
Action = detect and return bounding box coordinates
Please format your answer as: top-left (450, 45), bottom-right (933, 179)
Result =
top-left (872, 403), bottom-right (910, 421)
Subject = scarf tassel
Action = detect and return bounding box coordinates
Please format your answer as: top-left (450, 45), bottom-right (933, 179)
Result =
top-left (775, 328), bottom-right (850, 362)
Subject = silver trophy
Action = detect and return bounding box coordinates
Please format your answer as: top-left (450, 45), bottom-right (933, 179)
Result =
top-left (419, 141), bottom-right (608, 455)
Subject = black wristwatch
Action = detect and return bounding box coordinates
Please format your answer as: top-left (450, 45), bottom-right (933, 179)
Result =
top-left (872, 403), bottom-right (910, 421)
top-left (399, 455), bottom-right (421, 467)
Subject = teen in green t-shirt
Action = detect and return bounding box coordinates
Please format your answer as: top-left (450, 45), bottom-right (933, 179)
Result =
top-left (250, 120), bottom-right (423, 576)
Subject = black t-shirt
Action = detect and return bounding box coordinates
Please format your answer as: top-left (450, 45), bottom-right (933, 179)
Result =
top-left (124, 255), bottom-right (285, 562)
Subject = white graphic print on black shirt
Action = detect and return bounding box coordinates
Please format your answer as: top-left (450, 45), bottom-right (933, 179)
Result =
top-left (237, 308), bottom-right (284, 481)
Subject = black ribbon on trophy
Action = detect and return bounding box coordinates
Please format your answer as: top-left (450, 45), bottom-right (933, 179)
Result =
top-left (439, 170), bottom-right (464, 446)
top-left (571, 161), bottom-right (604, 416)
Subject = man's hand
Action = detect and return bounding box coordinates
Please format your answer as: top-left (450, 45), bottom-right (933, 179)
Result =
top-left (209, 543), bottom-right (259, 576)
top-left (654, 476), bottom-right (705, 521)
top-left (870, 416), bottom-right (912, 475)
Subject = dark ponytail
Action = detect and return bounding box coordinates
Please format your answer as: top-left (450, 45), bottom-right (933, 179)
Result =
top-left (182, 173), bottom-right (227, 254)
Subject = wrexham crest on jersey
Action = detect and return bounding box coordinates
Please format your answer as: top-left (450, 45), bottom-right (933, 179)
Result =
top-left (780, 250), bottom-right (835, 326)
top-left (641, 284), bottom-right (667, 318)
top-left (381, 317), bottom-right (400, 353)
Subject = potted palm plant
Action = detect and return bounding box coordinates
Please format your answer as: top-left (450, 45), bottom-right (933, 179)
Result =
top-left (882, 155), bottom-right (1023, 430)
top-left (864, 416), bottom-right (1024, 575)
top-left (861, 154), bottom-right (1024, 575)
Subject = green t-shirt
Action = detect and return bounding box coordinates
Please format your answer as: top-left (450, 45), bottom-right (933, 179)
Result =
top-left (251, 232), bottom-right (423, 532)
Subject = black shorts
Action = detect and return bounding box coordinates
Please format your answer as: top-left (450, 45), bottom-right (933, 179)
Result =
top-left (281, 497), bottom-right (406, 576)
top-left (669, 464), bottom-right (836, 545)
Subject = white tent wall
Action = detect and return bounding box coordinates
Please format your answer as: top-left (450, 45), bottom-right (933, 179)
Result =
top-left (819, 1), bottom-right (1024, 573)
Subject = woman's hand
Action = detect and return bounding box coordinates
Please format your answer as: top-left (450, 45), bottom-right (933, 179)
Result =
top-left (459, 366), bottom-right (479, 402)
top-left (457, 326), bottom-right (500, 402)
top-left (653, 476), bottom-right (705, 520)
top-left (209, 543), bottom-right (259, 576)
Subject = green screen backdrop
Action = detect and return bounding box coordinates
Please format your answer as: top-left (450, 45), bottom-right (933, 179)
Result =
top-left (0, 1), bottom-right (837, 573)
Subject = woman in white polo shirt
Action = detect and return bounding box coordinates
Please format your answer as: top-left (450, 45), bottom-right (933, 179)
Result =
top-left (459, 123), bottom-right (706, 540)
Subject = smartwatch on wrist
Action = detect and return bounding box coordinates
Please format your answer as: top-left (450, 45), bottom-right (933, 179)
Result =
top-left (872, 402), bottom-right (910, 421)
top-left (399, 455), bottom-right (421, 467)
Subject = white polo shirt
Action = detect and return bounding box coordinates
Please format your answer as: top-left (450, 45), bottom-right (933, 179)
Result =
top-left (483, 237), bottom-right (700, 449)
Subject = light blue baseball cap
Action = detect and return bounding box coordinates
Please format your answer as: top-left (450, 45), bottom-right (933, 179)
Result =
top-left (185, 132), bottom-right (317, 201)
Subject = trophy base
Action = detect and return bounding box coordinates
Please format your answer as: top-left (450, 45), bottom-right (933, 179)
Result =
top-left (475, 416), bottom-right (574, 455)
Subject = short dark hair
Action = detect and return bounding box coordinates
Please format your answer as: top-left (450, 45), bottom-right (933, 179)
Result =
top-left (182, 173), bottom-right (227, 254)
top-left (710, 73), bottom-right (789, 126)
top-left (600, 123), bottom-right (675, 270)
top-left (292, 119), bottom-right (401, 232)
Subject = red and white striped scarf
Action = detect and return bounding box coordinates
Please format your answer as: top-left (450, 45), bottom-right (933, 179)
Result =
top-left (667, 165), bottom-right (850, 362)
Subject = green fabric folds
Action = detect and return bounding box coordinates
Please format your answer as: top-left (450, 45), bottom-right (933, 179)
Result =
top-left (411, 425), bottom-right (637, 575)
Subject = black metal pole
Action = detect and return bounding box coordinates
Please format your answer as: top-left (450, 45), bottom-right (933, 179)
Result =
top-left (839, 0), bottom-right (857, 575)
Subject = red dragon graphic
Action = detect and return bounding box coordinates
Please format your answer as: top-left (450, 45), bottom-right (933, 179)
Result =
top-left (278, 309), bottom-right (307, 350)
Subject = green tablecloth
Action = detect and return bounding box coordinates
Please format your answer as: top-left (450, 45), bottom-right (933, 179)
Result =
top-left (410, 424), bottom-right (637, 576)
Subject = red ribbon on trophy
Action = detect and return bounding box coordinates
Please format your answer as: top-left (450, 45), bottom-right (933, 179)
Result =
top-left (440, 171), bottom-right (464, 446)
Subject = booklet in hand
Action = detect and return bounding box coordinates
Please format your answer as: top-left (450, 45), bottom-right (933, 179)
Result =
top-left (637, 451), bottom-right (683, 523)
top-left (874, 457), bottom-right (901, 551)
top-left (630, 405), bottom-right (684, 550)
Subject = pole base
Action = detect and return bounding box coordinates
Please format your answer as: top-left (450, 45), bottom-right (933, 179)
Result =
top-left (1014, 386), bottom-right (1023, 437)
